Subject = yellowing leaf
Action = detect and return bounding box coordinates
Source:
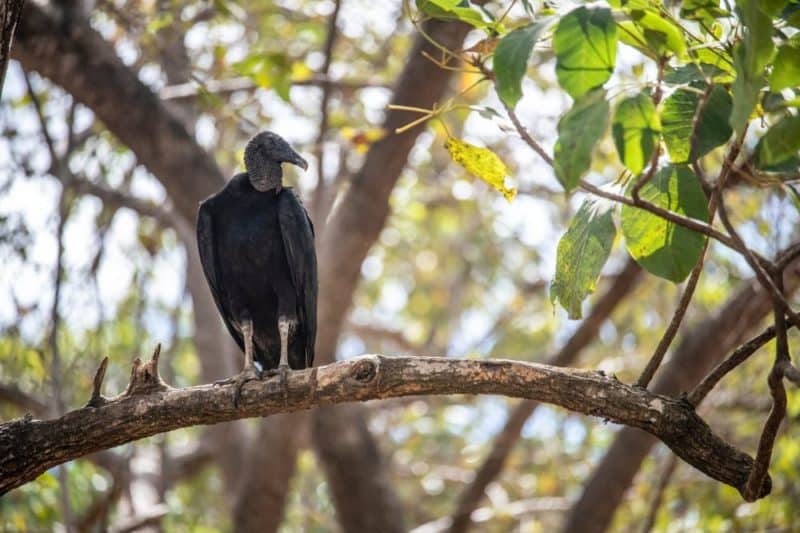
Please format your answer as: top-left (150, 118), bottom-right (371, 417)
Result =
top-left (445, 137), bottom-right (516, 201)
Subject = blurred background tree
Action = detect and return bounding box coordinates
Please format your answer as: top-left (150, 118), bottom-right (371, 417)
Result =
top-left (1, 0), bottom-right (799, 532)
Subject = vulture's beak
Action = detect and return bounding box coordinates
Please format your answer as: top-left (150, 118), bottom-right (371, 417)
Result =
top-left (287, 152), bottom-right (309, 171)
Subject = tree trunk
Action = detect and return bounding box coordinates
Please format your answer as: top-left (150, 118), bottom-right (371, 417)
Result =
top-left (0, 0), bottom-right (25, 98)
top-left (308, 18), bottom-right (472, 532)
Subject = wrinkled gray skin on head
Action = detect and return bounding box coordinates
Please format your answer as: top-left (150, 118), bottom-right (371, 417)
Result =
top-left (244, 131), bottom-right (308, 192)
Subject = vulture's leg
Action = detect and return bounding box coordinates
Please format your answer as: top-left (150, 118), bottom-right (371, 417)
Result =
top-left (215, 318), bottom-right (262, 407)
top-left (277, 316), bottom-right (293, 369)
top-left (267, 316), bottom-right (294, 402)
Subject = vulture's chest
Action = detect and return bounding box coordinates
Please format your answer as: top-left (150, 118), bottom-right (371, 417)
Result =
top-left (215, 193), bottom-right (285, 268)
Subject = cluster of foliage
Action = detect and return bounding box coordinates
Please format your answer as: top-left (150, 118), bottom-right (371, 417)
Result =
top-left (419, 0), bottom-right (800, 317)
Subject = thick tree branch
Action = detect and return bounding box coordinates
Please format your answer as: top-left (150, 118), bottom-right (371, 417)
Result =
top-left (0, 353), bottom-right (770, 500)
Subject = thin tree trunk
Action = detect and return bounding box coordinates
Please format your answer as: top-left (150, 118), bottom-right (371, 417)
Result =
top-left (0, 0), bottom-right (25, 98)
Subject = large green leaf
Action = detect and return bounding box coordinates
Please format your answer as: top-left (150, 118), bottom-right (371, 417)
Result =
top-left (737, 0), bottom-right (776, 74)
top-left (554, 90), bottom-right (610, 192)
top-left (612, 92), bottom-right (661, 175)
top-left (754, 115), bottom-right (800, 170)
top-left (623, 4), bottom-right (687, 58)
top-left (769, 43), bottom-right (800, 91)
top-left (661, 84), bottom-right (732, 163)
top-left (730, 0), bottom-right (775, 134)
top-left (621, 165), bottom-right (709, 282)
top-left (553, 6), bottom-right (617, 99)
top-left (416, 0), bottom-right (492, 30)
top-left (493, 21), bottom-right (548, 108)
top-left (551, 198), bottom-right (617, 319)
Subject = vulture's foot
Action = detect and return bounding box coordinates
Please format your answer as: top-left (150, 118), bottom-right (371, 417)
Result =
top-left (215, 366), bottom-right (263, 408)
top-left (266, 364), bottom-right (291, 404)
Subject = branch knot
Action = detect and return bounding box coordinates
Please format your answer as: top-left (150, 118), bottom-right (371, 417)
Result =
top-left (123, 345), bottom-right (169, 396)
top-left (350, 358), bottom-right (377, 383)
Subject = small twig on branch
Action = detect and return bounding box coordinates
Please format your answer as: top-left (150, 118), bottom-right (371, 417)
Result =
top-left (716, 191), bottom-right (800, 329)
top-left (780, 360), bottom-right (800, 385)
top-left (636, 239), bottom-right (707, 389)
top-left (775, 241), bottom-right (800, 272)
top-left (311, 0), bottom-right (342, 224)
top-left (0, 354), bottom-right (771, 500)
top-left (688, 325), bottom-right (780, 406)
top-left (87, 357), bottom-right (109, 407)
top-left (744, 274), bottom-right (791, 500)
top-left (635, 140), bottom-right (736, 389)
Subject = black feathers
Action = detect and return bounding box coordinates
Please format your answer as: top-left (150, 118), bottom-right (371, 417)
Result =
top-left (196, 132), bottom-right (316, 373)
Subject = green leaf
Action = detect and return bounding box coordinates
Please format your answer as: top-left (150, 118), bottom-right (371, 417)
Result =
top-left (737, 0), bottom-right (776, 74)
top-left (416, 0), bottom-right (493, 30)
top-left (445, 137), bottom-right (516, 201)
top-left (621, 165), bottom-right (709, 282)
top-left (551, 198), bottom-right (617, 319)
top-left (554, 90), bottom-right (610, 192)
top-left (663, 63), bottom-right (730, 85)
top-left (730, 0), bottom-right (775, 134)
top-left (624, 5), bottom-right (687, 58)
top-left (661, 84), bottom-right (732, 163)
top-left (730, 45), bottom-right (764, 135)
top-left (680, 0), bottom-right (730, 21)
top-left (755, 115), bottom-right (800, 170)
top-left (692, 47), bottom-right (736, 77)
top-left (553, 6), bottom-right (617, 99)
top-left (769, 43), bottom-right (800, 91)
top-left (761, 0), bottom-right (791, 16)
top-left (612, 92), bottom-right (661, 175)
top-left (493, 22), bottom-right (548, 108)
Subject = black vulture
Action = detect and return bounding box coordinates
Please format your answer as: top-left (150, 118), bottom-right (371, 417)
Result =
top-left (196, 131), bottom-right (317, 404)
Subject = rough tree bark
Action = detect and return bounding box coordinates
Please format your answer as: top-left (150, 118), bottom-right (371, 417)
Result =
top-left (561, 257), bottom-right (800, 533)
top-left (0, 0), bottom-right (25, 97)
top-left (0, 353), bottom-right (771, 499)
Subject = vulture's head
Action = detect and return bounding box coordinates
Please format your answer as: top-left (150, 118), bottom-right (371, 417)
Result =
top-left (244, 131), bottom-right (308, 192)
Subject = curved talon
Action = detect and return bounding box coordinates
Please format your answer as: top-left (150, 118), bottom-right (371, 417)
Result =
top-left (216, 367), bottom-right (263, 408)
top-left (266, 365), bottom-right (291, 405)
